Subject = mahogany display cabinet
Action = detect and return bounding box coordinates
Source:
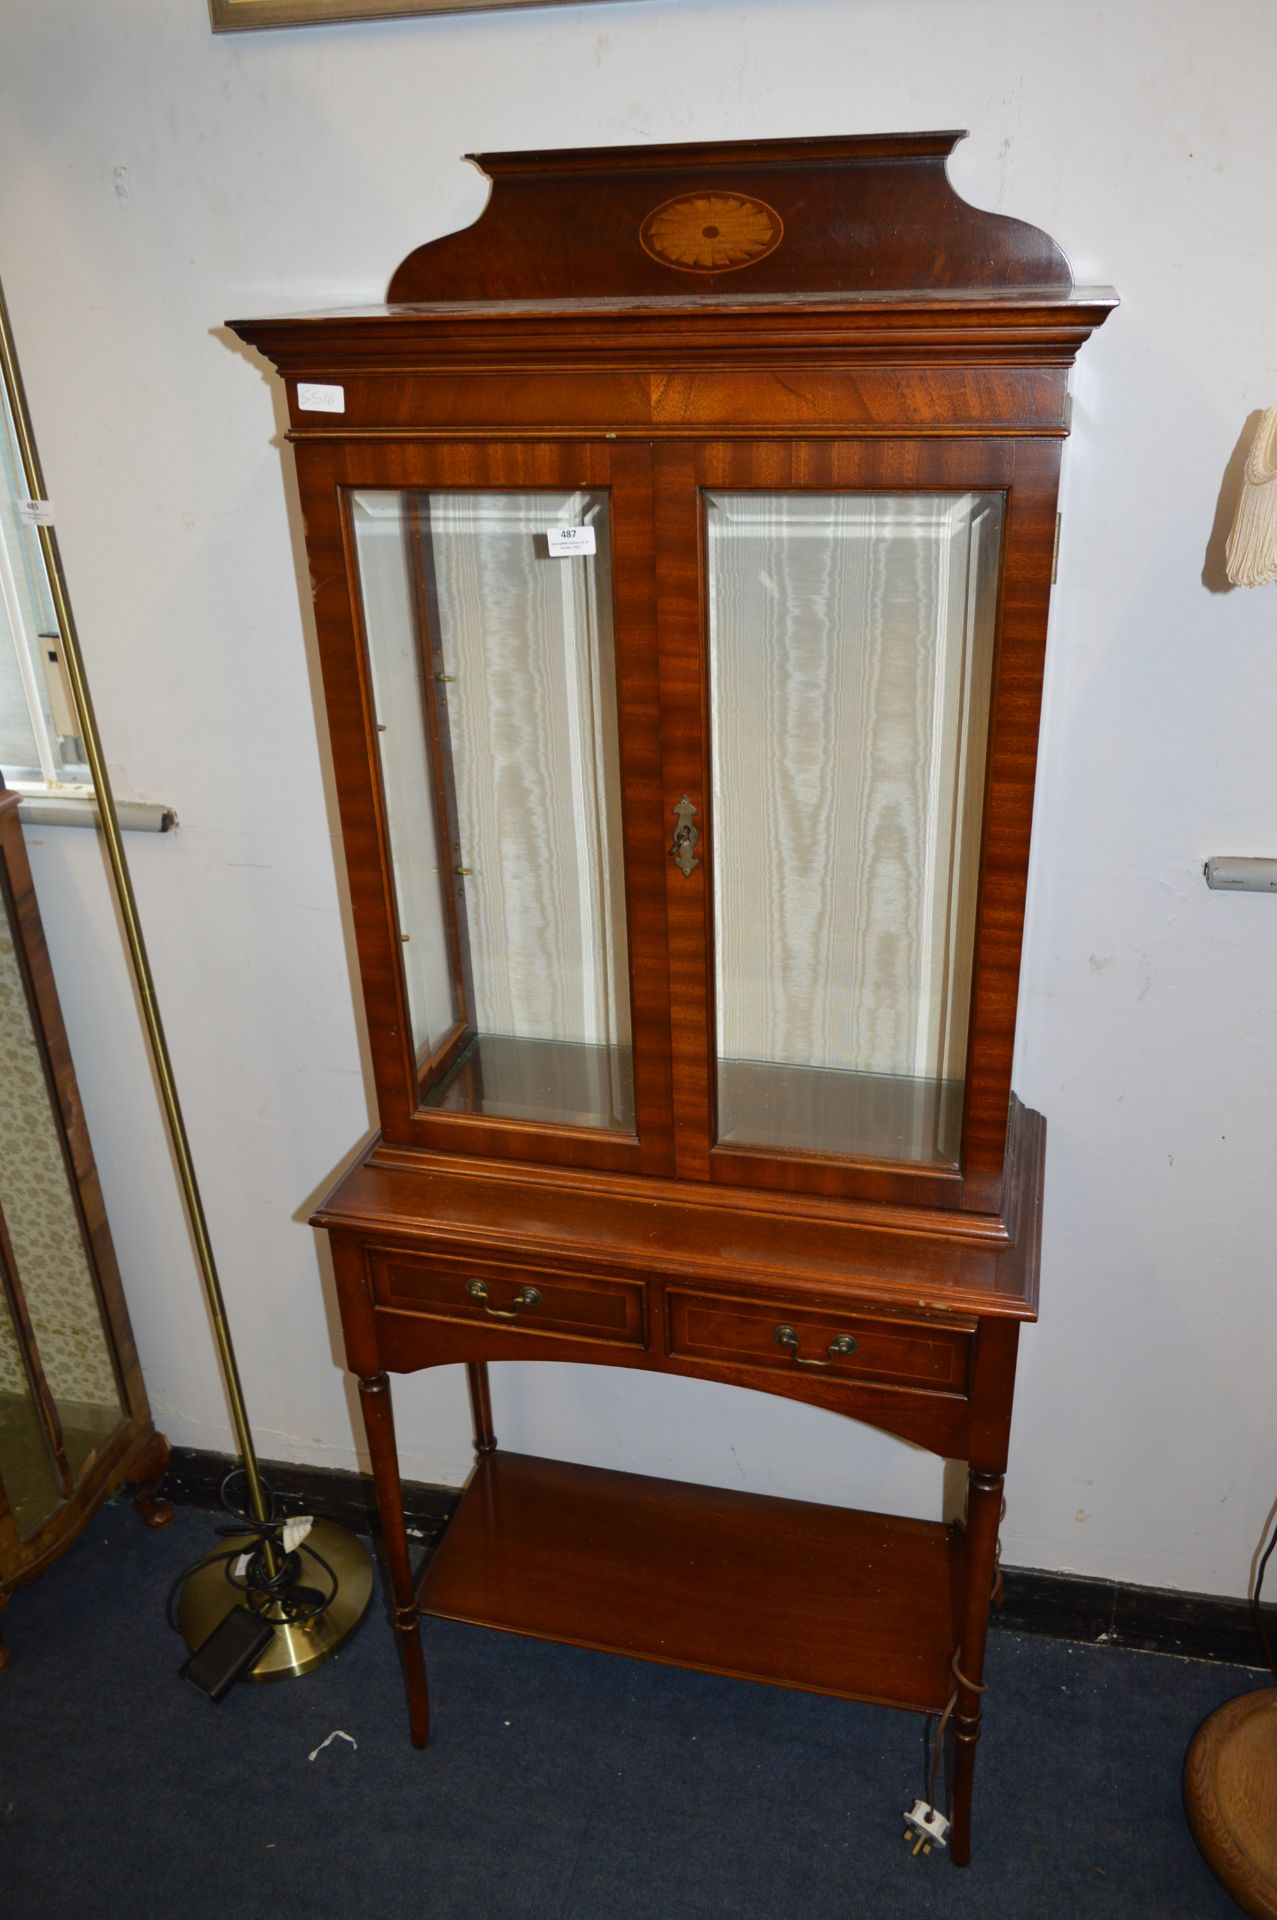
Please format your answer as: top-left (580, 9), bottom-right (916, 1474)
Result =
top-left (231, 132), bottom-right (1115, 1864)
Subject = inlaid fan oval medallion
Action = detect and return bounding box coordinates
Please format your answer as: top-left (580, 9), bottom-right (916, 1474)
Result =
top-left (640, 191), bottom-right (783, 274)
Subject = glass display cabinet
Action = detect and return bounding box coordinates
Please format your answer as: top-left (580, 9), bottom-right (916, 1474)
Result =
top-left (0, 781), bottom-right (171, 1667)
top-left (232, 133), bottom-right (1114, 1865)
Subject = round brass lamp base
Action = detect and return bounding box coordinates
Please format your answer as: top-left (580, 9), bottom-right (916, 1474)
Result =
top-left (177, 1520), bottom-right (374, 1681)
top-left (1185, 1688), bottom-right (1277, 1920)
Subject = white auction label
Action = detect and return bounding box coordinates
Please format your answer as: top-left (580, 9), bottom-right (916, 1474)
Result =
top-left (297, 382), bottom-right (346, 414)
top-left (546, 525), bottom-right (597, 557)
top-left (19, 499), bottom-right (54, 527)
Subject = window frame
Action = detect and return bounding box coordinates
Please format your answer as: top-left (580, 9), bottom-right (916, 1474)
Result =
top-left (0, 376), bottom-right (90, 795)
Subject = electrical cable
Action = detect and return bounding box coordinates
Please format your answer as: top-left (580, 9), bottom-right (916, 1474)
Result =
top-left (928, 1690), bottom-right (957, 1815)
top-left (165, 1467), bottom-right (340, 1637)
top-left (1252, 1507), bottom-right (1277, 1682)
top-left (923, 1495), bottom-right (1008, 1815)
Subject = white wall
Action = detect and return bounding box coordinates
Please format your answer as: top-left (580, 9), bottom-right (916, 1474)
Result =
top-left (2, 0), bottom-right (1275, 1599)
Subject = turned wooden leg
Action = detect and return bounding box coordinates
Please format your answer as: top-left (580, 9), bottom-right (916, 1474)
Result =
top-left (466, 1362), bottom-right (496, 1455)
top-left (358, 1372), bottom-right (429, 1749)
top-left (125, 1428), bottom-right (174, 1530)
top-left (950, 1466), bottom-right (1004, 1866)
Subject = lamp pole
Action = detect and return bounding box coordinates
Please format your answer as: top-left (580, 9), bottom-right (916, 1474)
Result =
top-left (0, 277), bottom-right (371, 1677)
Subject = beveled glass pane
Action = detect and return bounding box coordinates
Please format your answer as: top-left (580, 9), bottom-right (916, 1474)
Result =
top-left (0, 876), bottom-right (124, 1533)
top-left (707, 490), bottom-right (1003, 1168)
top-left (353, 489), bottom-right (633, 1133)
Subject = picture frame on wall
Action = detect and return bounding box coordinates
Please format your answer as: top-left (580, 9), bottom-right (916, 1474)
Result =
top-left (210, 0), bottom-right (619, 26)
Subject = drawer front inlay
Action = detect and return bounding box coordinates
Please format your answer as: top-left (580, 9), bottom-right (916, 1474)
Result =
top-left (667, 1290), bottom-right (971, 1396)
top-left (371, 1249), bottom-right (646, 1349)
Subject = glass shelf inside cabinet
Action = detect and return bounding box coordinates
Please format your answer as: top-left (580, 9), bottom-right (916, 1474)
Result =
top-left (352, 489), bottom-right (634, 1135)
top-left (707, 490), bottom-right (1004, 1169)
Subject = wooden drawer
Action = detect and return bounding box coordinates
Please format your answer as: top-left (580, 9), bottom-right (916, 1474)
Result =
top-left (370, 1248), bottom-right (646, 1351)
top-left (667, 1289), bottom-right (972, 1397)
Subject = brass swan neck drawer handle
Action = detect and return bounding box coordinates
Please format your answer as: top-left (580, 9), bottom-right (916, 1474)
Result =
top-left (465, 1278), bottom-right (542, 1320)
top-left (773, 1324), bottom-right (858, 1369)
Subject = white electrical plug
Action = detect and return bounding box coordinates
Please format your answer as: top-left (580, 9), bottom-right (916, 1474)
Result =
top-left (282, 1515), bottom-right (314, 1556)
top-left (902, 1799), bottom-right (950, 1857)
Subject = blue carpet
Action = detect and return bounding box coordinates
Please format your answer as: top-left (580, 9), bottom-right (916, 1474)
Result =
top-left (0, 1501), bottom-right (1261, 1918)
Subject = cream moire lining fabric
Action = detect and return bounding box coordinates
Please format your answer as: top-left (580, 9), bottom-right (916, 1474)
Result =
top-left (357, 491), bottom-right (631, 1059)
top-left (426, 493), bottom-right (630, 1049)
top-left (355, 496), bottom-right (461, 1061)
top-left (708, 491), bottom-right (1001, 1088)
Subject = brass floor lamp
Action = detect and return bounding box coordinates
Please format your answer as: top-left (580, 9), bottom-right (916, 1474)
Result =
top-left (0, 277), bottom-right (371, 1681)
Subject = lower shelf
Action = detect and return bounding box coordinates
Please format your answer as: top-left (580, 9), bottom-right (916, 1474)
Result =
top-left (418, 1450), bottom-right (961, 1714)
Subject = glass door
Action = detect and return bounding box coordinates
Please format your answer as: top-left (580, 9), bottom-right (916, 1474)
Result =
top-left (298, 440), bottom-right (673, 1175)
top-left (352, 486), bottom-right (632, 1134)
top-left (654, 440), bottom-right (1058, 1208)
top-left (707, 486), bottom-right (1001, 1169)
